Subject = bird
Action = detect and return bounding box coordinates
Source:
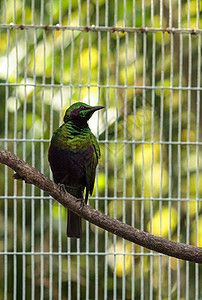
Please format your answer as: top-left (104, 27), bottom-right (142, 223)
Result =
top-left (48, 102), bottom-right (104, 238)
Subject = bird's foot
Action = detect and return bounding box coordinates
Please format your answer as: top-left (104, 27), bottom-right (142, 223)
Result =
top-left (12, 173), bottom-right (30, 183)
top-left (76, 198), bottom-right (85, 210)
top-left (58, 183), bottom-right (66, 195)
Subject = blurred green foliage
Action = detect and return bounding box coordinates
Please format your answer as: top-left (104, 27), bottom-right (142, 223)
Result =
top-left (0, 0), bottom-right (202, 299)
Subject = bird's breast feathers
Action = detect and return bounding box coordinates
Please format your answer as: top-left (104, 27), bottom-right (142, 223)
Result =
top-left (51, 123), bottom-right (100, 159)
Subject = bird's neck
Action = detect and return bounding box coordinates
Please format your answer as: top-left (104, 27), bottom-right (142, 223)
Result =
top-left (70, 118), bottom-right (88, 130)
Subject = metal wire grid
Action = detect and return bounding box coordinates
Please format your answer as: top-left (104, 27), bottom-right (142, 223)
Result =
top-left (0, 0), bottom-right (201, 299)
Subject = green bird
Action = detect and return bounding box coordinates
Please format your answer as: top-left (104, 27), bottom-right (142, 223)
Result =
top-left (48, 102), bottom-right (104, 238)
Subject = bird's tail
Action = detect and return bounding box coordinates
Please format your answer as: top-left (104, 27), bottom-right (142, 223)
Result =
top-left (65, 185), bottom-right (83, 238)
top-left (67, 210), bottom-right (82, 238)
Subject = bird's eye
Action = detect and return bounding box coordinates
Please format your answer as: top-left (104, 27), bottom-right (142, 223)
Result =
top-left (80, 105), bottom-right (85, 109)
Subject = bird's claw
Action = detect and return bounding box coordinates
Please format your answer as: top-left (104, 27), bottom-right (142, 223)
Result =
top-left (58, 184), bottom-right (84, 210)
top-left (58, 183), bottom-right (66, 195)
top-left (76, 198), bottom-right (85, 210)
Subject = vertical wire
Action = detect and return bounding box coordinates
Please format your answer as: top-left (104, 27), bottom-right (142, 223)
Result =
top-left (177, 1), bottom-right (182, 298)
top-left (132, 1), bottom-right (136, 299)
top-left (58, 28), bottom-right (64, 300)
top-left (77, 31), bottom-right (83, 300)
top-left (168, 34), bottom-right (173, 300)
top-left (40, 32), bottom-right (44, 300)
top-left (88, 21), bottom-right (93, 299)
top-left (4, 28), bottom-right (9, 300)
top-left (104, 11), bottom-right (110, 299)
top-left (141, 1), bottom-right (146, 298)
top-left (114, 0), bottom-right (117, 25)
top-left (113, 65), bottom-right (118, 298)
top-left (195, 2), bottom-right (200, 298)
top-left (159, 0), bottom-right (164, 297)
top-left (79, 0), bottom-right (82, 96)
top-left (69, 29), bottom-right (74, 105)
top-left (76, 235), bottom-right (81, 300)
top-left (59, 0), bottom-right (62, 25)
top-left (95, 4), bottom-right (100, 299)
top-left (122, 30), bottom-right (128, 300)
top-left (49, 29), bottom-right (54, 300)
top-left (159, 38), bottom-right (164, 300)
top-left (39, 19), bottom-right (44, 300)
top-left (96, 0), bottom-right (99, 27)
top-left (13, 28), bottom-right (18, 300)
top-left (123, 1), bottom-right (127, 298)
top-left (113, 2), bottom-right (118, 298)
top-left (41, 29), bottom-right (45, 300)
top-left (77, 25), bottom-right (83, 300)
top-left (186, 1), bottom-right (191, 298)
top-left (78, 0), bottom-right (81, 26)
top-left (78, 31), bottom-right (83, 102)
top-left (94, 39), bottom-right (100, 300)
top-left (168, 2), bottom-right (173, 298)
top-left (123, 2), bottom-right (127, 297)
top-left (22, 28), bottom-right (28, 300)
top-left (49, 0), bottom-right (53, 291)
top-left (31, 28), bottom-right (37, 300)
top-left (58, 29), bottom-right (64, 300)
top-left (39, 30), bottom-right (44, 300)
top-left (68, 29), bottom-right (74, 300)
top-left (150, 1), bottom-right (155, 299)
top-left (49, 7), bottom-right (53, 271)
top-left (86, 28), bottom-right (92, 300)
top-left (105, 0), bottom-right (108, 28)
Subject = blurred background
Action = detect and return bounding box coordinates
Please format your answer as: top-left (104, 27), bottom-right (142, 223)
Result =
top-left (0, 0), bottom-right (201, 299)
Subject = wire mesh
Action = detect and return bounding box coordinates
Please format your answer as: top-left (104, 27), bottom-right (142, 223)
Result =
top-left (0, 0), bottom-right (201, 299)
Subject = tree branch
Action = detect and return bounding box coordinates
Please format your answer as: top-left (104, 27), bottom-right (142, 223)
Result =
top-left (0, 148), bottom-right (201, 263)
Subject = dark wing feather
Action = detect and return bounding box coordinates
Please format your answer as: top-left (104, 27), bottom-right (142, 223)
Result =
top-left (84, 143), bottom-right (99, 203)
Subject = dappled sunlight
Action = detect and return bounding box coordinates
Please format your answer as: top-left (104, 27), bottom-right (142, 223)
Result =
top-left (147, 207), bottom-right (178, 238)
top-left (191, 215), bottom-right (202, 247)
top-left (108, 241), bottom-right (133, 277)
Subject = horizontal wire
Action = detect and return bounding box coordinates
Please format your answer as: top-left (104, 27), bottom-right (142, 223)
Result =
top-left (0, 82), bottom-right (202, 91)
top-left (1, 138), bottom-right (202, 146)
top-left (0, 251), bottom-right (165, 256)
top-left (0, 24), bottom-right (202, 35)
top-left (0, 196), bottom-right (201, 202)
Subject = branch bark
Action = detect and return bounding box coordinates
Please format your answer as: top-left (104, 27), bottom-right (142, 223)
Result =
top-left (0, 148), bottom-right (201, 263)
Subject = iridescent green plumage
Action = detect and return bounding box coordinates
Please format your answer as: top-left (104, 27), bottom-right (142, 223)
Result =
top-left (48, 102), bottom-right (104, 238)
top-left (51, 121), bottom-right (101, 157)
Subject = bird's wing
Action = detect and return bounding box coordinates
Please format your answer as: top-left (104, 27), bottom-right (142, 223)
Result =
top-left (90, 133), bottom-right (101, 160)
top-left (84, 134), bottom-right (101, 202)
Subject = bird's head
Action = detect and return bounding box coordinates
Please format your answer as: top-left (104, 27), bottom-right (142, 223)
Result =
top-left (63, 102), bottom-right (104, 123)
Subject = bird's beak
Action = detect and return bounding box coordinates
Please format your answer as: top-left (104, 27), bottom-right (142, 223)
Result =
top-left (86, 105), bottom-right (104, 120)
top-left (90, 105), bottom-right (104, 112)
